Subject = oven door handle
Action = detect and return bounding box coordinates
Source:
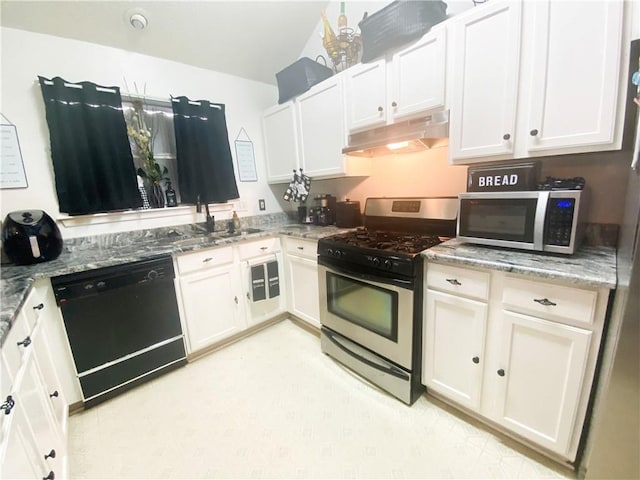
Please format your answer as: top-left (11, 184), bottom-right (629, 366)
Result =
top-left (324, 329), bottom-right (410, 381)
top-left (318, 257), bottom-right (414, 289)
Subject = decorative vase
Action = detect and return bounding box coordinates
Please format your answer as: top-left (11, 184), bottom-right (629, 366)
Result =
top-left (147, 181), bottom-right (165, 208)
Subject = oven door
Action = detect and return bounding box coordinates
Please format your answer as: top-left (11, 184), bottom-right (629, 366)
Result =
top-left (318, 261), bottom-right (414, 369)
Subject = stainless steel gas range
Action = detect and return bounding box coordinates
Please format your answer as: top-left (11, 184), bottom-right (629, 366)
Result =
top-left (317, 197), bottom-right (458, 404)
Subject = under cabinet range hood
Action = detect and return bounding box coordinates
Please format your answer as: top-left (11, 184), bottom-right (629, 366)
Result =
top-left (342, 110), bottom-right (449, 157)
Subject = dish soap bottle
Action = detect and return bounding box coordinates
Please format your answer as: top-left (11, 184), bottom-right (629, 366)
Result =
top-left (232, 210), bottom-right (241, 231)
top-left (165, 181), bottom-right (177, 207)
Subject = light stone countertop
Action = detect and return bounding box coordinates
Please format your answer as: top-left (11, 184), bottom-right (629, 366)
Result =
top-left (422, 238), bottom-right (617, 289)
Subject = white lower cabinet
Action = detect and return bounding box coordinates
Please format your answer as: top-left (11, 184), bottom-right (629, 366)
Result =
top-left (176, 246), bottom-right (245, 354)
top-left (494, 310), bottom-right (592, 454)
top-left (1, 284), bottom-right (68, 480)
top-left (423, 262), bottom-right (608, 462)
top-left (423, 290), bottom-right (487, 411)
top-left (283, 238), bottom-right (320, 328)
top-left (239, 238), bottom-right (286, 328)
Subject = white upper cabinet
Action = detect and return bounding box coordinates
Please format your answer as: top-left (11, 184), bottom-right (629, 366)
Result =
top-left (296, 75), bottom-right (348, 179)
top-left (262, 101), bottom-right (301, 183)
top-left (526, 0), bottom-right (623, 152)
top-left (345, 59), bottom-right (388, 132)
top-left (345, 26), bottom-right (447, 133)
top-left (449, 0), bottom-right (625, 164)
top-left (449, 0), bottom-right (522, 160)
top-left (263, 74), bottom-right (370, 184)
top-left (390, 27), bottom-right (447, 121)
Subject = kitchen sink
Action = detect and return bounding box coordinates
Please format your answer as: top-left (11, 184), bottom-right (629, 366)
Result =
top-left (217, 227), bottom-right (263, 238)
top-left (172, 236), bottom-right (220, 247)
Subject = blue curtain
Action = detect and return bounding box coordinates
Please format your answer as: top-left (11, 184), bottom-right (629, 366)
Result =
top-left (39, 76), bottom-right (142, 215)
top-left (171, 96), bottom-right (239, 204)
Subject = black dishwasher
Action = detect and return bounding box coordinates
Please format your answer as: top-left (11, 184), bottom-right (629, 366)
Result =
top-left (51, 255), bottom-right (187, 408)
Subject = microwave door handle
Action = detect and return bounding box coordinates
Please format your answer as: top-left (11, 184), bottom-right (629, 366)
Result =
top-left (324, 329), bottom-right (410, 381)
top-left (534, 191), bottom-right (549, 250)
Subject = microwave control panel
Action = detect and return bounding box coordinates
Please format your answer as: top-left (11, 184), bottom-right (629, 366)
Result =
top-left (544, 198), bottom-right (576, 246)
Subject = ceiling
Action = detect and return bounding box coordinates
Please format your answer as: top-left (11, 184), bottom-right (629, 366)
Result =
top-left (0, 1), bottom-right (330, 85)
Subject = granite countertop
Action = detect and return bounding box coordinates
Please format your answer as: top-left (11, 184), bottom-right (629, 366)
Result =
top-left (423, 238), bottom-right (617, 289)
top-left (0, 220), bottom-right (349, 347)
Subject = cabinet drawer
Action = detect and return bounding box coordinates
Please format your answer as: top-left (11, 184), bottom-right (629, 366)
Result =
top-left (502, 276), bottom-right (598, 326)
top-left (1, 311), bottom-right (30, 387)
top-left (21, 289), bottom-right (44, 331)
top-left (284, 238), bottom-right (317, 260)
top-left (177, 246), bottom-right (234, 275)
top-left (238, 238), bottom-right (280, 260)
top-left (426, 263), bottom-right (490, 301)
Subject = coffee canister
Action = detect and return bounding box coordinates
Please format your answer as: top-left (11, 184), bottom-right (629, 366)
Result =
top-left (335, 201), bottom-right (362, 228)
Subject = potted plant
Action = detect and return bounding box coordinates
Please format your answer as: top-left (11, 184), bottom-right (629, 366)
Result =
top-left (126, 99), bottom-right (169, 208)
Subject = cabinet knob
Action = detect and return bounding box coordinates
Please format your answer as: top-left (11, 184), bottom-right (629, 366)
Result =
top-left (43, 471), bottom-right (55, 480)
top-left (44, 449), bottom-right (56, 460)
top-left (234, 296), bottom-right (238, 304)
top-left (497, 369), bottom-right (505, 377)
top-left (202, 257), bottom-right (213, 263)
top-left (534, 298), bottom-right (556, 306)
top-left (246, 292), bottom-right (251, 300)
top-left (17, 336), bottom-right (31, 348)
top-left (530, 129), bottom-right (539, 136)
top-left (472, 356), bottom-right (480, 364)
top-left (33, 303), bottom-right (45, 311)
top-left (1, 395), bottom-right (15, 415)
top-left (49, 391), bottom-right (59, 399)
top-left (502, 133), bottom-right (511, 140)
top-left (297, 246), bottom-right (304, 250)
top-left (260, 246), bottom-right (268, 251)
top-left (391, 101), bottom-right (397, 107)
top-left (377, 106), bottom-right (384, 112)
top-left (446, 278), bottom-right (461, 286)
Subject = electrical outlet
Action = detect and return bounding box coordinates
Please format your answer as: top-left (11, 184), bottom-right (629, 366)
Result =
top-left (258, 199), bottom-right (266, 211)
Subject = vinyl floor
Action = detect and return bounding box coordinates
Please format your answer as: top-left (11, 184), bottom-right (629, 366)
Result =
top-left (68, 319), bottom-right (576, 479)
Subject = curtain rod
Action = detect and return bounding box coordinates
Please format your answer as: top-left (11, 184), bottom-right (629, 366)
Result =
top-left (36, 78), bottom-right (118, 94)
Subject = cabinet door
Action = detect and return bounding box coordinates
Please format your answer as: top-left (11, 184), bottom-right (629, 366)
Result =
top-left (179, 265), bottom-right (245, 353)
top-left (9, 350), bottom-right (65, 479)
top-left (390, 27), bottom-right (446, 121)
top-left (0, 401), bottom-right (51, 480)
top-left (31, 323), bottom-right (67, 437)
top-left (423, 290), bottom-right (488, 411)
top-left (241, 253), bottom-right (286, 328)
top-left (526, 0), bottom-right (623, 152)
top-left (297, 75), bottom-right (347, 178)
top-left (449, 0), bottom-right (522, 161)
top-left (286, 255), bottom-right (320, 328)
top-left (262, 102), bottom-right (300, 183)
top-left (494, 310), bottom-right (591, 456)
top-left (344, 59), bottom-right (387, 132)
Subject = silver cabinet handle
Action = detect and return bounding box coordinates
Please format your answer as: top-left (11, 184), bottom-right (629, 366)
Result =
top-left (534, 298), bottom-right (556, 306)
top-left (446, 278), bottom-right (461, 286)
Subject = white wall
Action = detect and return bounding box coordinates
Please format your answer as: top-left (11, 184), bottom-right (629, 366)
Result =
top-left (0, 27), bottom-right (281, 238)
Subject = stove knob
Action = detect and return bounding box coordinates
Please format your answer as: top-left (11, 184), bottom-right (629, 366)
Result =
top-left (335, 249), bottom-right (343, 258)
top-left (327, 249), bottom-right (333, 256)
top-left (383, 259), bottom-right (392, 270)
top-left (371, 257), bottom-right (380, 267)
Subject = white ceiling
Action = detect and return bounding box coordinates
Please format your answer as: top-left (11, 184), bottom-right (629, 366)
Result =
top-left (0, 1), bottom-right (330, 85)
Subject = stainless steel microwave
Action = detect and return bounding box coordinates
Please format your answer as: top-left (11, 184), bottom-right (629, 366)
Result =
top-left (457, 190), bottom-right (587, 254)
